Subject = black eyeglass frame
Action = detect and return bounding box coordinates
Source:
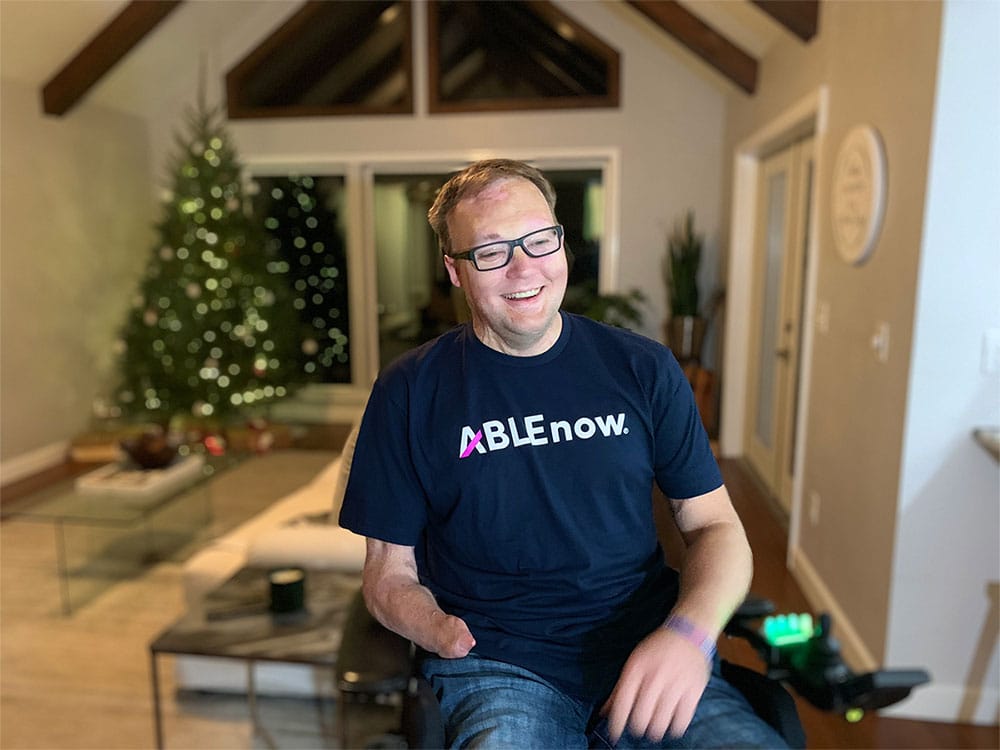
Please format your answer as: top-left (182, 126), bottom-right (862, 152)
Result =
top-left (446, 225), bottom-right (565, 271)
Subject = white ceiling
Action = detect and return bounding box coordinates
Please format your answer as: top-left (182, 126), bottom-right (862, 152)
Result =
top-left (0, 0), bottom-right (787, 118)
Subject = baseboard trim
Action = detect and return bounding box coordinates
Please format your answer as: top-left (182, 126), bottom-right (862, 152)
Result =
top-left (1, 441), bottom-right (69, 487)
top-left (789, 544), bottom-right (878, 671)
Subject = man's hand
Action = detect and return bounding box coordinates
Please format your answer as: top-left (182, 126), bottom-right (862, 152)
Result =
top-left (597, 483), bottom-right (751, 743)
top-left (431, 609), bottom-right (477, 658)
top-left (363, 538), bottom-right (477, 659)
top-left (601, 626), bottom-right (711, 745)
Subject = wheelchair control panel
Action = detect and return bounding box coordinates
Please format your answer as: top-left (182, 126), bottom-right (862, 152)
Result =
top-left (725, 599), bottom-right (930, 722)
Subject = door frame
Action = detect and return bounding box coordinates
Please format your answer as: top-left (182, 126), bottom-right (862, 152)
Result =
top-left (719, 87), bottom-right (828, 562)
top-left (743, 137), bottom-right (814, 514)
top-left (776, 137), bottom-right (814, 510)
top-left (743, 144), bottom-right (803, 506)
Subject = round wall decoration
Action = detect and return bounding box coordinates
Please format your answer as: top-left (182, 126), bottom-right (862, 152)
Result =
top-left (831, 125), bottom-right (887, 266)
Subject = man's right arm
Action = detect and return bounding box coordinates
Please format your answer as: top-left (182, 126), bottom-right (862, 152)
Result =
top-left (362, 538), bottom-right (476, 659)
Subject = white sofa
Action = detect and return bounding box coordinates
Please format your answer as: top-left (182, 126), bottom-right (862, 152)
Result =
top-left (176, 426), bottom-right (366, 697)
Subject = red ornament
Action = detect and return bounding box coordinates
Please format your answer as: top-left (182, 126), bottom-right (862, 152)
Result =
top-left (204, 434), bottom-right (227, 456)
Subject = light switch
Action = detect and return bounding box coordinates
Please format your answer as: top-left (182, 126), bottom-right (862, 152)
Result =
top-left (816, 301), bottom-right (830, 333)
top-left (871, 322), bottom-right (890, 363)
top-left (983, 328), bottom-right (1000, 375)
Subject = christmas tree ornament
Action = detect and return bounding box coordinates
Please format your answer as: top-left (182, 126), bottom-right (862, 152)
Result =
top-left (203, 433), bottom-right (227, 456)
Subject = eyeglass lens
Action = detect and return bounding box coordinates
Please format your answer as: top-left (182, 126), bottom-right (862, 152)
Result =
top-left (472, 226), bottom-right (562, 270)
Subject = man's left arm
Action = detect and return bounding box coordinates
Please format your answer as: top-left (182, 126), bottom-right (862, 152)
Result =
top-left (602, 484), bottom-right (752, 744)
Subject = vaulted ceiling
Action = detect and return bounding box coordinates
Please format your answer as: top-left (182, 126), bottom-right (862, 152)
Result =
top-left (3, 0), bottom-right (819, 118)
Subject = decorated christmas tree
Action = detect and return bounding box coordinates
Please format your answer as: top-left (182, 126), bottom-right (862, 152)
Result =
top-left (115, 106), bottom-right (300, 424)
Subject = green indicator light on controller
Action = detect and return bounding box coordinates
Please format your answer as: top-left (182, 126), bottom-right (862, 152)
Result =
top-left (845, 708), bottom-right (864, 723)
top-left (761, 613), bottom-right (815, 646)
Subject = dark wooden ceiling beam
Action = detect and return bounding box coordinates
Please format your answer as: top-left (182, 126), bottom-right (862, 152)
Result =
top-left (41, 0), bottom-right (183, 116)
top-left (625, 0), bottom-right (756, 94)
top-left (752, 0), bottom-right (819, 42)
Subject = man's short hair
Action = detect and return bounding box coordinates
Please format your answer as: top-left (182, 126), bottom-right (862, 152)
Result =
top-left (428, 159), bottom-right (558, 256)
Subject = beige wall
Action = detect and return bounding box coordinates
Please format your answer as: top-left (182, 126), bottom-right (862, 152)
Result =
top-left (0, 79), bottom-right (154, 465)
top-left (721, 1), bottom-right (943, 663)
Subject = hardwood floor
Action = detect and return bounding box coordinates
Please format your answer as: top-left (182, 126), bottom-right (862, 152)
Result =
top-left (709, 458), bottom-right (999, 749)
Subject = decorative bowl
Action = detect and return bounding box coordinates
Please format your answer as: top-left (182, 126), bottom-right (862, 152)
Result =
top-left (120, 427), bottom-right (180, 470)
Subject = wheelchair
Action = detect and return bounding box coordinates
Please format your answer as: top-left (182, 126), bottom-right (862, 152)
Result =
top-left (335, 592), bottom-right (929, 749)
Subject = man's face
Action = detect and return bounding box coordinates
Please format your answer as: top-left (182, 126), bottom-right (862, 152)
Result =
top-left (443, 178), bottom-right (568, 356)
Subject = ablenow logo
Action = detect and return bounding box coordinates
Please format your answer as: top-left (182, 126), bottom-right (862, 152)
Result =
top-left (459, 412), bottom-right (629, 458)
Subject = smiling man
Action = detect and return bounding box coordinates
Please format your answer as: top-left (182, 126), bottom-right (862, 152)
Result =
top-left (339, 159), bottom-right (787, 749)
top-left (441, 174), bottom-right (567, 356)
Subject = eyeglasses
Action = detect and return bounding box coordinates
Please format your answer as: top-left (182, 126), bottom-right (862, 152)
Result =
top-left (448, 225), bottom-right (564, 271)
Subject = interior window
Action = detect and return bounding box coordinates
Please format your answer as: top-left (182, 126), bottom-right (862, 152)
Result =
top-left (226, 0), bottom-right (619, 119)
top-left (428, 0), bottom-right (620, 113)
top-left (227, 1), bottom-right (413, 118)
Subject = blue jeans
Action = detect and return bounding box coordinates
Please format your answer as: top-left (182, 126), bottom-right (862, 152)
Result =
top-left (420, 653), bottom-right (789, 749)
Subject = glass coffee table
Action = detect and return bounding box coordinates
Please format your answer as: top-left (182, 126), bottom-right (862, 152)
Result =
top-left (149, 566), bottom-right (363, 749)
top-left (4, 451), bottom-right (233, 614)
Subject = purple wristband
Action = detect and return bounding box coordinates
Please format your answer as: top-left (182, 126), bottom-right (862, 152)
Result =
top-left (663, 615), bottom-right (718, 662)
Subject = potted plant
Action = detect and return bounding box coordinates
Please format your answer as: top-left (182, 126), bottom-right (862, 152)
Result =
top-left (663, 210), bottom-right (707, 363)
top-left (563, 280), bottom-right (646, 330)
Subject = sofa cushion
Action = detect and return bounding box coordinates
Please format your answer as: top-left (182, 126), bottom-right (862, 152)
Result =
top-left (246, 524), bottom-right (366, 571)
top-left (330, 421), bottom-right (360, 516)
top-left (229, 455), bottom-right (347, 542)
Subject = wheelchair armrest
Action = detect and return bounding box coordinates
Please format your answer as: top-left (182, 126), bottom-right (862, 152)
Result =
top-left (722, 594), bottom-right (775, 645)
top-left (846, 669), bottom-right (930, 711)
top-left (731, 595), bottom-right (777, 624)
top-left (337, 588), bottom-right (412, 696)
top-left (721, 660), bottom-right (806, 750)
top-left (336, 589), bottom-right (447, 748)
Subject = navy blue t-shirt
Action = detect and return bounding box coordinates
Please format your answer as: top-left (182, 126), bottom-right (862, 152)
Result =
top-left (339, 312), bottom-right (722, 701)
